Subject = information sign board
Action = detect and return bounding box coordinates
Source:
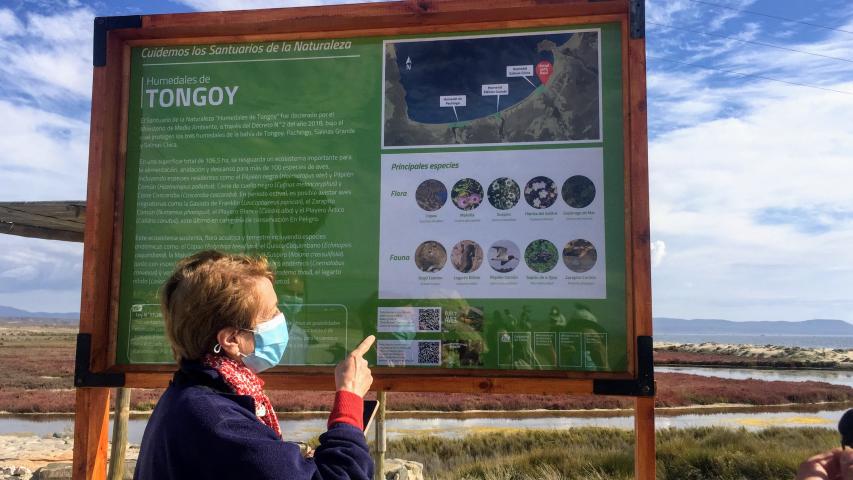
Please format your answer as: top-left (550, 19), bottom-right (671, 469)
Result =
top-left (117, 24), bottom-right (629, 375)
top-left (74, 2), bottom-right (654, 478)
top-left (74, 0), bottom-right (652, 395)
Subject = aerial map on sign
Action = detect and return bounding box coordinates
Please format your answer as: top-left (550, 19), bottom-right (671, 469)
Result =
top-left (383, 30), bottom-right (601, 147)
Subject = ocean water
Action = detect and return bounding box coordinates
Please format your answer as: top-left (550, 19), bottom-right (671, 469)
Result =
top-left (656, 334), bottom-right (853, 349)
top-left (392, 33), bottom-right (568, 123)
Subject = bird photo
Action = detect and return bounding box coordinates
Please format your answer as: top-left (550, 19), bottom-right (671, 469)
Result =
top-left (489, 241), bottom-right (521, 273)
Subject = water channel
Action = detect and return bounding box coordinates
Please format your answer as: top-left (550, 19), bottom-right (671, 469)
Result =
top-left (0, 407), bottom-right (844, 444)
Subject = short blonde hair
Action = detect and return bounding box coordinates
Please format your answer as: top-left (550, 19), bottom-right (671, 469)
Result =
top-left (160, 250), bottom-right (274, 362)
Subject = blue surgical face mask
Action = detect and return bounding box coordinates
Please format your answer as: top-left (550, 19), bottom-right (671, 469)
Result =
top-left (238, 312), bottom-right (289, 373)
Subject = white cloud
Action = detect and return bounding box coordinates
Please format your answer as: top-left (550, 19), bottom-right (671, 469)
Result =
top-left (0, 7), bottom-right (93, 101)
top-left (707, 0), bottom-right (758, 31)
top-left (649, 79), bottom-right (853, 321)
top-left (0, 9), bottom-right (24, 37)
top-left (647, 0), bottom-right (691, 26)
top-left (0, 235), bottom-right (83, 297)
top-left (0, 289), bottom-right (82, 313)
top-left (650, 240), bottom-right (667, 268)
top-left (0, 99), bottom-right (89, 200)
top-left (645, 2), bottom-right (853, 321)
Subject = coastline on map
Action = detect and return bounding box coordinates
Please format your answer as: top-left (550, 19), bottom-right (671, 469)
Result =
top-left (382, 29), bottom-right (601, 148)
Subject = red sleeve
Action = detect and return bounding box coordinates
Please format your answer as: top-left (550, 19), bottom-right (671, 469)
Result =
top-left (327, 390), bottom-right (364, 430)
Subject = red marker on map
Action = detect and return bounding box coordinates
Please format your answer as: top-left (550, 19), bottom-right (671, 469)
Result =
top-left (536, 60), bottom-right (553, 85)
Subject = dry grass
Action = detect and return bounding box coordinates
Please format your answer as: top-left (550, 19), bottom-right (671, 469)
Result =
top-left (385, 427), bottom-right (839, 480)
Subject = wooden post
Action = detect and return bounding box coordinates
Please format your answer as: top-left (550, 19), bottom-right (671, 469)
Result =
top-left (74, 21), bottom-right (124, 480)
top-left (108, 388), bottom-right (132, 480)
top-left (626, 0), bottom-right (654, 474)
top-left (375, 391), bottom-right (386, 480)
top-left (73, 388), bottom-right (111, 480)
top-left (634, 396), bottom-right (655, 479)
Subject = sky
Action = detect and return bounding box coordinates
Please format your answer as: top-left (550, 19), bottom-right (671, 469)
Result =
top-left (0, 0), bottom-right (851, 321)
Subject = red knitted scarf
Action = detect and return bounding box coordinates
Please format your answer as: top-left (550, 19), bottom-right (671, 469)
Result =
top-left (202, 353), bottom-right (282, 438)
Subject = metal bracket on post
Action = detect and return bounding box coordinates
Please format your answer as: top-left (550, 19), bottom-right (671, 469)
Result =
top-left (592, 335), bottom-right (655, 397)
top-left (93, 15), bottom-right (142, 67)
top-left (74, 333), bottom-right (125, 388)
top-left (629, 0), bottom-right (645, 39)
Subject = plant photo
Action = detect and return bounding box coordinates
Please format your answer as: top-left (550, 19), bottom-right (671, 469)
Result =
top-left (451, 178), bottom-right (484, 210)
top-left (524, 176), bottom-right (558, 209)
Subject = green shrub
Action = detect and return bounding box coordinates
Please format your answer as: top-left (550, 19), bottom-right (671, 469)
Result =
top-left (384, 427), bottom-right (838, 480)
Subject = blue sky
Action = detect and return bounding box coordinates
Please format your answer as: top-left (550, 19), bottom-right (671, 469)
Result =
top-left (0, 0), bottom-right (852, 321)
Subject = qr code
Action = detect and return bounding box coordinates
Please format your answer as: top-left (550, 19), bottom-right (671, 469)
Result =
top-left (417, 341), bottom-right (441, 365)
top-left (417, 307), bottom-right (441, 332)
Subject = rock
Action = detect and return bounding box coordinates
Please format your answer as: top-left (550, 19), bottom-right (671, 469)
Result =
top-left (14, 466), bottom-right (32, 477)
top-left (32, 463), bottom-right (71, 480)
top-left (31, 459), bottom-right (134, 480)
top-left (122, 459), bottom-right (136, 479)
top-left (384, 458), bottom-right (424, 480)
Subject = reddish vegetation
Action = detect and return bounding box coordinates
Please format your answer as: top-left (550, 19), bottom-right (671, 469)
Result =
top-left (3, 372), bottom-right (851, 414)
top-left (0, 327), bottom-right (77, 413)
top-left (2, 327), bottom-right (851, 413)
top-left (654, 373), bottom-right (852, 407)
top-left (381, 392), bottom-right (633, 411)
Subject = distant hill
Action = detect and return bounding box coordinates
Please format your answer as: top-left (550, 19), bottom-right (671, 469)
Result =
top-left (655, 317), bottom-right (853, 336)
top-left (0, 305), bottom-right (78, 325)
top-left (1, 307), bottom-right (850, 333)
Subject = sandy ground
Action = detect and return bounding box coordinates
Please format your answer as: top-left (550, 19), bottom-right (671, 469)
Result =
top-left (0, 434), bottom-right (138, 475)
top-left (656, 342), bottom-right (853, 368)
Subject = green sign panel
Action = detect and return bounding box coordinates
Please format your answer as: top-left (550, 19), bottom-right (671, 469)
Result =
top-left (117, 24), bottom-right (627, 372)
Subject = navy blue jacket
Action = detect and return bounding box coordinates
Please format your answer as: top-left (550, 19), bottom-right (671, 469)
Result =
top-left (134, 361), bottom-right (373, 480)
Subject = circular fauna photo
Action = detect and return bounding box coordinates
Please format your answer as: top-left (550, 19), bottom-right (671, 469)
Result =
top-left (451, 240), bottom-right (484, 273)
top-left (451, 178), bottom-right (484, 211)
top-left (563, 239), bottom-right (598, 273)
top-left (414, 241), bottom-right (447, 273)
top-left (487, 177), bottom-right (521, 210)
top-left (524, 239), bottom-right (559, 273)
top-left (561, 175), bottom-right (596, 209)
top-left (415, 179), bottom-right (447, 212)
top-left (524, 176), bottom-right (558, 209)
top-left (488, 240), bottom-right (521, 273)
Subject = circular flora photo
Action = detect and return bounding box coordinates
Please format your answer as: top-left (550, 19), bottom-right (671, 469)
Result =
top-left (524, 239), bottom-right (559, 273)
top-left (487, 177), bottom-right (521, 210)
top-left (414, 241), bottom-right (447, 273)
top-left (563, 239), bottom-right (598, 273)
top-left (524, 176), bottom-right (558, 209)
top-left (451, 240), bottom-right (484, 273)
top-left (488, 240), bottom-right (521, 273)
top-left (561, 175), bottom-right (596, 209)
top-left (451, 178), bottom-right (484, 211)
top-left (415, 179), bottom-right (447, 212)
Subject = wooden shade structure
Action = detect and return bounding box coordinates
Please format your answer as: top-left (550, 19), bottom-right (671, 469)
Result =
top-left (0, 201), bottom-right (86, 243)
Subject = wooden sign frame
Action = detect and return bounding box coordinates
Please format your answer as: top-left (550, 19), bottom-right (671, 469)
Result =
top-left (73, 1), bottom-right (653, 478)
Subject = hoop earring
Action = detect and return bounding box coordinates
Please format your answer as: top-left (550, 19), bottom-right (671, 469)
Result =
top-left (213, 343), bottom-right (222, 354)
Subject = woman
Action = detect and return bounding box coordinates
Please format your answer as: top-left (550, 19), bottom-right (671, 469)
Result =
top-left (134, 250), bottom-right (374, 479)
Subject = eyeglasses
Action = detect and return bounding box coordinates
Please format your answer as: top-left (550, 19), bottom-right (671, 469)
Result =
top-left (239, 309), bottom-right (284, 334)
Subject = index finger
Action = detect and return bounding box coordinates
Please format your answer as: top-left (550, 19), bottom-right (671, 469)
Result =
top-left (350, 335), bottom-right (376, 357)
